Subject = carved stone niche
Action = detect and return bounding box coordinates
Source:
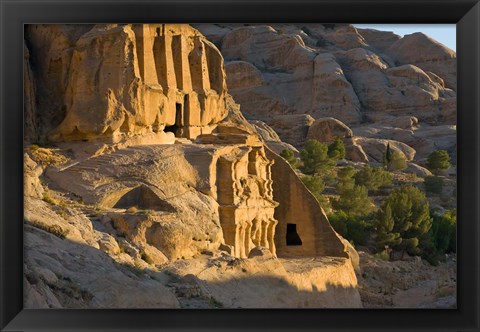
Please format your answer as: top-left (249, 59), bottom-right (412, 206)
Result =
top-left (216, 145), bottom-right (279, 258)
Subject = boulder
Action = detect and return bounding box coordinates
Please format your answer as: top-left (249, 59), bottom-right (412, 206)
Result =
top-left (405, 163), bottom-right (433, 178)
top-left (344, 137), bottom-right (369, 163)
top-left (266, 114), bottom-right (315, 148)
top-left (248, 246), bottom-right (274, 259)
top-left (355, 137), bottom-right (416, 163)
top-left (307, 117), bottom-right (353, 143)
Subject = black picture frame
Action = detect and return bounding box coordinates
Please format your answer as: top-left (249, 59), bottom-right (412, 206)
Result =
top-left (1, 0), bottom-right (479, 331)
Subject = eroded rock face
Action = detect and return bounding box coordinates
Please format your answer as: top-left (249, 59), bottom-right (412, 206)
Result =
top-left (23, 23), bottom-right (370, 308)
top-left (45, 140), bottom-right (283, 259)
top-left (221, 26), bottom-right (362, 124)
top-left (25, 24), bottom-right (228, 143)
top-left (385, 32), bottom-right (456, 90)
top-left (194, 24), bottom-right (456, 128)
top-left (266, 114), bottom-right (315, 148)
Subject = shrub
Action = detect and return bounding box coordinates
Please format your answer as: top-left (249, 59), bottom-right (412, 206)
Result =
top-left (424, 176), bottom-right (444, 194)
top-left (336, 166), bottom-right (357, 192)
top-left (375, 185), bottom-right (432, 259)
top-left (430, 209), bottom-right (456, 254)
top-left (354, 165), bottom-right (393, 193)
top-left (332, 185), bottom-right (373, 217)
top-left (301, 175), bottom-right (325, 197)
top-left (301, 175), bottom-right (331, 210)
top-left (386, 151), bottom-right (407, 171)
top-left (329, 211), bottom-right (373, 246)
top-left (280, 149), bottom-right (300, 169)
top-left (300, 139), bottom-right (333, 175)
top-left (327, 138), bottom-right (346, 160)
top-left (426, 150), bottom-right (451, 175)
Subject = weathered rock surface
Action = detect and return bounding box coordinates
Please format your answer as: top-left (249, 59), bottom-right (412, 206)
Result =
top-left (250, 120), bottom-right (299, 155)
top-left (166, 253), bottom-right (361, 308)
top-left (26, 24), bottom-right (229, 143)
top-left (265, 114), bottom-right (315, 148)
top-left (355, 137), bottom-right (416, 163)
top-left (221, 25), bottom-right (362, 124)
top-left (24, 153), bottom-right (44, 199)
top-left (405, 163), bottom-right (433, 178)
top-left (194, 23), bottom-right (456, 127)
top-left (384, 32), bottom-right (456, 90)
top-left (24, 223), bottom-right (180, 308)
top-left (352, 123), bottom-right (456, 162)
top-left (307, 117), bottom-right (353, 143)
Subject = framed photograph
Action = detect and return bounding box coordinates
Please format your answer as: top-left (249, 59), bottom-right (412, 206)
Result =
top-left (1, 0), bottom-right (479, 331)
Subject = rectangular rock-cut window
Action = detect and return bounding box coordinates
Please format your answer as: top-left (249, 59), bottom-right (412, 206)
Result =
top-left (286, 223), bottom-right (302, 246)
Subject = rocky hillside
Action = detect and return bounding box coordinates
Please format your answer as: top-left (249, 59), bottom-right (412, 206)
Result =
top-left (23, 24), bottom-right (362, 309)
top-left (194, 23), bottom-right (456, 166)
top-left (23, 23), bottom-right (456, 309)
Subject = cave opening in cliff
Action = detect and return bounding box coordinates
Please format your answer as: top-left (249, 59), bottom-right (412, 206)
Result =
top-left (286, 223), bottom-right (302, 246)
top-left (164, 103), bottom-right (182, 136)
top-left (113, 185), bottom-right (175, 211)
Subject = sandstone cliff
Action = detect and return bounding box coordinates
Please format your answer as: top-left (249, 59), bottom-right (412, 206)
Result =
top-left (23, 24), bottom-right (362, 309)
top-left (194, 24), bottom-right (456, 164)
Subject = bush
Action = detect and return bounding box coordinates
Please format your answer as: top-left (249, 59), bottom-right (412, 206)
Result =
top-left (424, 176), bottom-right (444, 194)
top-left (354, 165), bottom-right (393, 193)
top-left (336, 166), bottom-right (357, 192)
top-left (432, 209), bottom-right (456, 254)
top-left (329, 211), bottom-right (373, 246)
top-left (300, 140), bottom-right (333, 175)
top-left (375, 185), bottom-right (432, 259)
top-left (420, 209), bottom-right (456, 265)
top-left (280, 149), bottom-right (300, 169)
top-left (332, 184), bottom-right (373, 217)
top-left (301, 175), bottom-right (325, 198)
top-left (327, 138), bottom-right (346, 160)
top-left (301, 175), bottom-right (331, 210)
top-left (426, 150), bottom-right (451, 175)
top-left (386, 151), bottom-right (407, 171)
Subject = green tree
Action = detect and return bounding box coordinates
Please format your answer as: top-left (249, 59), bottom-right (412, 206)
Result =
top-left (384, 142), bottom-right (392, 164)
top-left (426, 150), bottom-right (451, 175)
top-left (300, 139), bottom-right (334, 175)
top-left (386, 151), bottom-right (407, 172)
top-left (301, 175), bottom-right (330, 210)
top-left (424, 176), bottom-right (444, 195)
top-left (332, 185), bottom-right (373, 217)
top-left (421, 209), bottom-right (456, 265)
top-left (375, 203), bottom-right (402, 258)
top-left (329, 211), bottom-right (373, 246)
top-left (336, 166), bottom-right (357, 192)
top-left (327, 138), bottom-right (346, 160)
top-left (376, 185), bottom-right (432, 259)
top-left (280, 149), bottom-right (300, 169)
top-left (354, 165), bottom-right (393, 193)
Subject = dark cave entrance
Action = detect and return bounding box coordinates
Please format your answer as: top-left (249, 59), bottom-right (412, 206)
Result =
top-left (286, 223), bottom-right (302, 246)
top-left (164, 103), bottom-right (182, 136)
top-left (113, 185), bottom-right (174, 211)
